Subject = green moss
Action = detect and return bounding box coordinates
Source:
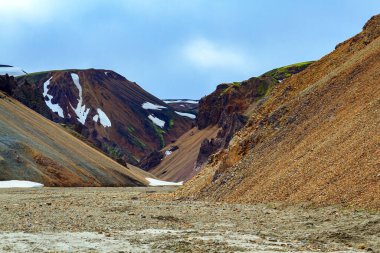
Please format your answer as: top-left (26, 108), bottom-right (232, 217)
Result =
top-left (261, 61), bottom-right (314, 81)
top-left (152, 124), bottom-right (165, 148)
top-left (116, 125), bottom-right (146, 150)
top-left (219, 82), bottom-right (241, 97)
top-left (168, 119), bottom-right (174, 129)
top-left (127, 126), bottom-right (135, 133)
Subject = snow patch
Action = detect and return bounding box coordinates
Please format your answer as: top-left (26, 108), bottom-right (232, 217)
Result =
top-left (163, 100), bottom-right (198, 104)
top-left (93, 115), bottom-right (99, 122)
top-left (142, 102), bottom-right (167, 110)
top-left (96, 108), bottom-right (111, 127)
top-left (165, 150), bottom-right (172, 156)
top-left (104, 72), bottom-right (109, 75)
top-left (42, 77), bottom-right (64, 118)
top-left (70, 73), bottom-right (90, 125)
top-left (0, 180), bottom-right (44, 188)
top-left (0, 66), bottom-right (26, 77)
top-left (175, 111), bottom-right (196, 119)
top-left (148, 115), bottom-right (165, 128)
top-left (145, 178), bottom-right (183, 186)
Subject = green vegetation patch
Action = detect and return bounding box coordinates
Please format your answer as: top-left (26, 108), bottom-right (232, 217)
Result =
top-left (219, 82), bottom-right (241, 97)
top-left (152, 124), bottom-right (165, 148)
top-left (260, 61), bottom-right (314, 81)
top-left (116, 125), bottom-right (146, 151)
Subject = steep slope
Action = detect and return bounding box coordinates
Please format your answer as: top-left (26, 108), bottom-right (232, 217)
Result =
top-left (175, 15), bottom-right (380, 209)
top-left (150, 126), bottom-right (219, 181)
top-left (15, 69), bottom-right (193, 165)
top-left (146, 64), bottom-right (311, 182)
top-left (0, 89), bottom-right (152, 187)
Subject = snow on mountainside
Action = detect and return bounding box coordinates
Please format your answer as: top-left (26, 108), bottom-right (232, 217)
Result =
top-left (163, 99), bottom-right (199, 116)
top-left (0, 65), bottom-right (27, 77)
top-left (14, 69), bottom-right (194, 166)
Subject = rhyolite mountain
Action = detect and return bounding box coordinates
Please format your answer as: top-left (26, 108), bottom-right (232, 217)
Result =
top-left (14, 69), bottom-right (194, 165)
top-left (0, 76), bottom-right (154, 186)
top-left (174, 14), bottom-right (380, 210)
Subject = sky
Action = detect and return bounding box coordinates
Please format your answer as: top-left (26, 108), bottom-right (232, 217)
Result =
top-left (1, 0), bottom-right (379, 99)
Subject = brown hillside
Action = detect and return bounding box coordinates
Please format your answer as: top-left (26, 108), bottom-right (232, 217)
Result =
top-left (175, 15), bottom-right (380, 209)
top-left (0, 91), bottom-right (153, 187)
top-left (150, 126), bottom-right (219, 182)
top-left (15, 69), bottom-right (193, 166)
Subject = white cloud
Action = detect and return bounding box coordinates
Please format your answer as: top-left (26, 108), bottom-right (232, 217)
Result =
top-left (0, 0), bottom-right (62, 25)
top-left (182, 38), bottom-right (252, 71)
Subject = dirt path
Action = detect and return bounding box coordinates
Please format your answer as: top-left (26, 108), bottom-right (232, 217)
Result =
top-left (0, 187), bottom-right (378, 252)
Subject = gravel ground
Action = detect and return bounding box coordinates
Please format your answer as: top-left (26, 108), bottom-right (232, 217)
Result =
top-left (0, 187), bottom-right (378, 252)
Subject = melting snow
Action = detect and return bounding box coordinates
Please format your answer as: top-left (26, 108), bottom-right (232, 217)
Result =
top-left (142, 102), bottom-right (167, 110)
top-left (148, 115), bottom-right (165, 128)
top-left (0, 180), bottom-right (44, 188)
top-left (145, 178), bottom-right (183, 186)
top-left (70, 73), bottom-right (90, 125)
top-left (42, 77), bottom-right (64, 118)
top-left (96, 108), bottom-right (111, 127)
top-left (175, 111), bottom-right (196, 119)
top-left (165, 150), bottom-right (172, 156)
top-left (93, 115), bottom-right (99, 122)
top-left (163, 100), bottom-right (198, 104)
top-left (104, 72), bottom-right (109, 75)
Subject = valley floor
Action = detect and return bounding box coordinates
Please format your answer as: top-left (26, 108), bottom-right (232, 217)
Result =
top-left (0, 187), bottom-right (378, 253)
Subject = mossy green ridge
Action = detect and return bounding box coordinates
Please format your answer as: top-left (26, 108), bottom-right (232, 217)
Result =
top-left (261, 61), bottom-right (314, 81)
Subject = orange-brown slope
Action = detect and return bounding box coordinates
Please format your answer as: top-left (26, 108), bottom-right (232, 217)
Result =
top-left (175, 15), bottom-right (380, 209)
top-left (0, 91), bottom-right (152, 187)
top-left (150, 126), bottom-right (219, 182)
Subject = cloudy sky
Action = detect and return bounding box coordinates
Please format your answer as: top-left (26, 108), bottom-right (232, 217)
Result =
top-left (1, 0), bottom-right (379, 99)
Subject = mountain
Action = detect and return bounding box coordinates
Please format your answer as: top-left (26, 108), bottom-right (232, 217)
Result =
top-left (174, 15), bottom-right (380, 209)
top-left (163, 99), bottom-right (199, 116)
top-left (14, 69), bottom-right (193, 166)
top-left (0, 76), bottom-right (153, 186)
top-left (0, 65), bottom-right (27, 77)
top-left (144, 64), bottom-right (312, 181)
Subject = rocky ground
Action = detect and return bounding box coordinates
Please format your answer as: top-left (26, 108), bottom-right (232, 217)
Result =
top-left (0, 187), bottom-right (378, 253)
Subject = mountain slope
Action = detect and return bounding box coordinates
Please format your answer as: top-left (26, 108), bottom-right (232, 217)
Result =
top-left (15, 69), bottom-right (193, 165)
top-left (0, 86), bottom-right (152, 186)
top-left (174, 15), bottom-right (380, 209)
top-left (146, 64), bottom-right (310, 182)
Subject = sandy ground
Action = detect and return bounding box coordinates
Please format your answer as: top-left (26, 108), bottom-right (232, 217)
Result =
top-left (0, 187), bottom-right (378, 253)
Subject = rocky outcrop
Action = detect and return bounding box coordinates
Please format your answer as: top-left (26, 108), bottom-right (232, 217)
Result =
top-left (0, 75), bottom-right (17, 95)
top-left (194, 77), bottom-right (276, 169)
top-left (138, 150), bottom-right (164, 171)
top-left (196, 77), bottom-right (274, 130)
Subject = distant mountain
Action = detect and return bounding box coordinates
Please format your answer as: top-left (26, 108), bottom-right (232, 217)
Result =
top-left (0, 65), bottom-right (27, 77)
top-left (13, 69), bottom-right (193, 165)
top-left (0, 75), bottom-right (152, 186)
top-left (162, 99), bottom-right (198, 116)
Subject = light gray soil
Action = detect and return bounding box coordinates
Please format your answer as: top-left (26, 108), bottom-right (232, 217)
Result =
top-left (0, 187), bottom-right (378, 252)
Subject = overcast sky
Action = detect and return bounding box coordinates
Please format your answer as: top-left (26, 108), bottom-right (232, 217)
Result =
top-left (1, 0), bottom-right (379, 99)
